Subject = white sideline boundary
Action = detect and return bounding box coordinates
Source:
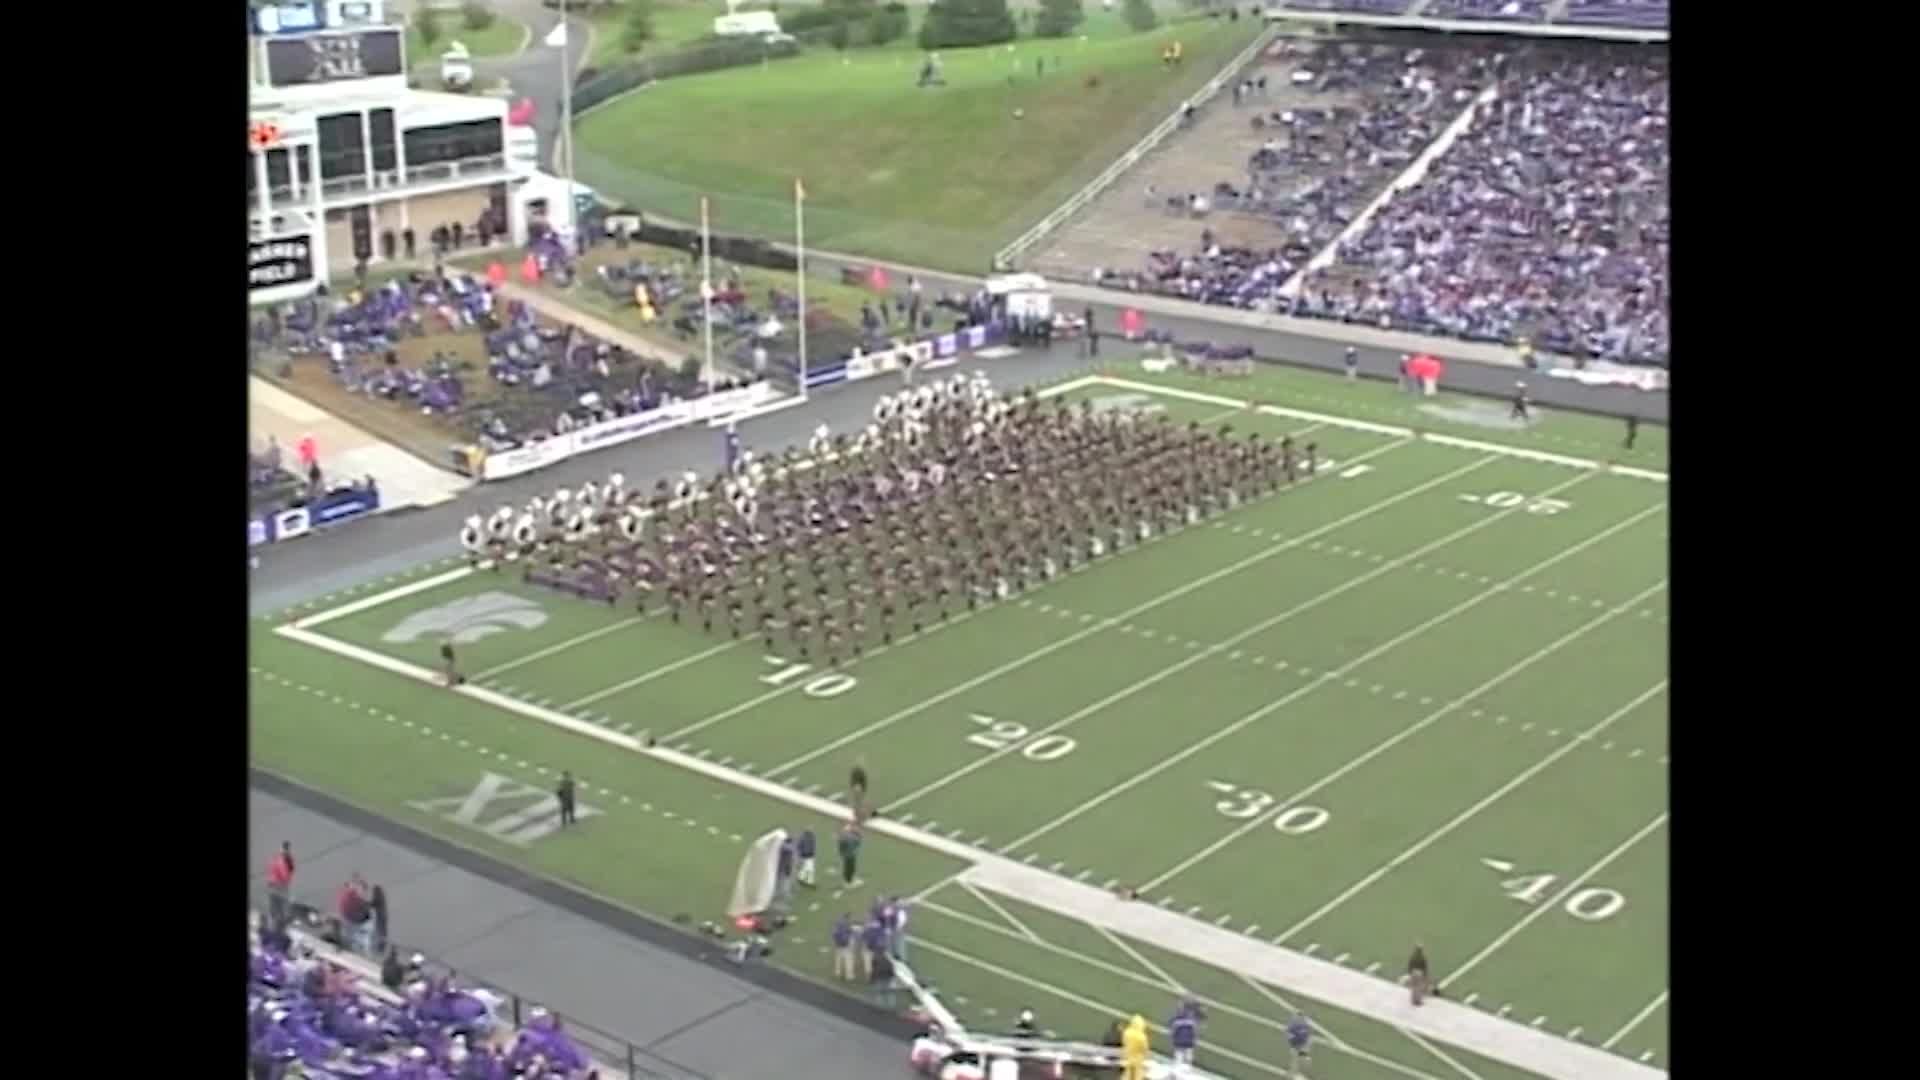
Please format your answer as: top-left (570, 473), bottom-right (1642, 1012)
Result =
top-left (1087, 376), bottom-right (1670, 482)
top-left (271, 612), bottom-right (1665, 1080)
top-left (268, 369), bottom-right (1668, 1080)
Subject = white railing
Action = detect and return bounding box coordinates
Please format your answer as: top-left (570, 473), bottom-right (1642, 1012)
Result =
top-left (991, 23), bottom-right (1282, 272)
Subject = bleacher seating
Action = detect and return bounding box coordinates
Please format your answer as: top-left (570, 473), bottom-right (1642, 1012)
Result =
top-left (1284, 0), bottom-right (1416, 14)
top-left (249, 916), bottom-right (603, 1080)
top-left (1422, 0), bottom-right (1551, 21)
top-left (259, 269), bottom-right (759, 450)
top-left (1295, 46), bottom-right (1668, 364)
top-left (1561, 0), bottom-right (1670, 29)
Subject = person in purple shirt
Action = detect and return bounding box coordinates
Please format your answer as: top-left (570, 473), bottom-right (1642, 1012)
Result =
top-left (1169, 999), bottom-right (1203, 1069)
top-left (831, 913), bottom-right (857, 982)
top-left (861, 914), bottom-right (890, 982)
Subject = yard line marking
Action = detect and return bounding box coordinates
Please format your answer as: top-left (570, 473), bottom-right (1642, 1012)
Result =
top-left (890, 458), bottom-right (1580, 814)
top-left (1400, 1025), bottom-right (1488, 1080)
top-left (1271, 680), bottom-right (1668, 942)
top-left (1005, 498), bottom-right (1663, 862)
top-left (562, 639), bottom-right (740, 712)
top-left (1094, 924), bottom-right (1184, 992)
top-left (475, 616), bottom-right (645, 680)
top-left (1443, 812), bottom-right (1670, 989)
top-left (1602, 990), bottom-right (1669, 1050)
top-left (1568, 1027), bottom-right (1583, 1041)
top-left (957, 882), bottom-right (1044, 945)
top-left (927, 900), bottom-right (1440, 1080)
top-left (1139, 577), bottom-right (1667, 892)
top-left (768, 439), bottom-right (1460, 778)
top-left (1244, 924), bottom-right (1260, 936)
top-left (1237, 977), bottom-right (1439, 1080)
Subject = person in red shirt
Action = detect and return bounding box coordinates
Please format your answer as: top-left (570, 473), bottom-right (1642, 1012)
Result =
top-left (265, 842), bottom-right (295, 929)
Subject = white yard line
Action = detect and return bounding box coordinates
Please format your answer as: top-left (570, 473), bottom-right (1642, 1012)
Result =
top-left (1442, 812), bottom-right (1670, 989)
top-left (1092, 925), bottom-right (1185, 993)
top-left (476, 616), bottom-right (645, 681)
top-left (1602, 990), bottom-right (1669, 1051)
top-left (957, 881), bottom-right (1044, 945)
top-left (291, 567), bottom-right (474, 630)
top-left (906, 937), bottom-right (1298, 1079)
top-left (275, 617), bottom-right (1659, 1080)
top-left (1005, 502), bottom-right (1667, 863)
top-left (890, 464), bottom-right (1589, 815)
top-left (1274, 679), bottom-right (1670, 943)
top-left (562, 639), bottom-right (742, 712)
top-left (1138, 574), bottom-right (1667, 892)
top-left (764, 436), bottom-right (1457, 778)
top-left (921, 901), bottom-right (1440, 1080)
top-left (1400, 1027), bottom-right (1488, 1080)
top-left (1235, 978), bottom-right (1442, 1080)
top-left (1090, 376), bottom-right (1670, 483)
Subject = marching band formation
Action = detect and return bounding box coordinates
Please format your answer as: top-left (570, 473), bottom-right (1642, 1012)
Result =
top-left (460, 373), bottom-right (1322, 663)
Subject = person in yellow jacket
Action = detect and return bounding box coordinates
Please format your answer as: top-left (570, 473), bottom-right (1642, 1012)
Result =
top-left (1121, 1013), bottom-right (1150, 1080)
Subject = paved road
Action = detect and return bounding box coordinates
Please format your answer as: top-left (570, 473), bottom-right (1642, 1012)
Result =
top-left (251, 772), bottom-right (918, 1080)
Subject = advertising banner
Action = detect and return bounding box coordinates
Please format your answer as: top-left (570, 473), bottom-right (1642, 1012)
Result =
top-left (481, 436), bottom-right (574, 481)
top-left (310, 488), bottom-right (381, 525)
top-left (571, 401), bottom-right (694, 453)
top-left (934, 333), bottom-right (958, 358)
top-left (274, 507), bottom-right (312, 541)
top-left (249, 518), bottom-right (272, 547)
top-left (249, 235), bottom-right (315, 293)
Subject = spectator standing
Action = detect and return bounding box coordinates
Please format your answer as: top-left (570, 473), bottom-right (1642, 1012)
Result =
top-left (556, 771), bottom-right (577, 828)
top-left (1397, 355), bottom-right (1411, 394)
top-left (831, 913), bottom-right (856, 982)
top-left (860, 910), bottom-right (888, 982)
top-left (775, 834), bottom-right (796, 906)
top-left (337, 877), bottom-right (371, 955)
top-left (381, 946), bottom-right (405, 990)
top-left (1344, 346), bottom-right (1359, 382)
top-left (1624, 414), bottom-right (1639, 450)
top-left (265, 842), bottom-right (295, 929)
top-left (440, 640), bottom-right (460, 687)
top-left (1408, 941), bottom-right (1431, 1005)
top-left (370, 883), bottom-right (389, 954)
top-left (796, 828), bottom-right (817, 889)
top-left (837, 820), bottom-right (864, 887)
top-left (889, 896), bottom-right (910, 964)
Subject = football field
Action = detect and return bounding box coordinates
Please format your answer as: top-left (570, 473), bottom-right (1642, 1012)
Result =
top-left (251, 367), bottom-right (1669, 1080)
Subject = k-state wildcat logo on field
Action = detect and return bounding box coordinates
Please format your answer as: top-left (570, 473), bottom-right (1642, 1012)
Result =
top-left (382, 592), bottom-right (548, 645)
top-left (1087, 393), bottom-right (1167, 418)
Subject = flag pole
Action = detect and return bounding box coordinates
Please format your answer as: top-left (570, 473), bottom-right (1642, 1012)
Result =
top-left (795, 177), bottom-right (808, 403)
top-left (557, 1), bottom-right (574, 209)
top-left (701, 196), bottom-right (716, 399)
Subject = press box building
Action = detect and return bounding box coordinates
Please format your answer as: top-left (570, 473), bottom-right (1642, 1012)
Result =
top-left (247, 0), bottom-right (536, 303)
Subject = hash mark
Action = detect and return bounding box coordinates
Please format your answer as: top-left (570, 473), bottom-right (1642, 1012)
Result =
top-left (923, 820), bottom-right (941, 832)
top-left (1392, 690), bottom-right (1407, 700)
top-left (1498, 1005), bottom-right (1512, 1018)
top-left (718, 756), bottom-right (734, 767)
top-left (1333, 953), bottom-right (1350, 965)
top-left (1463, 993), bottom-right (1479, 1006)
top-left (803, 783), bottom-right (822, 795)
top-left (1365, 961), bottom-right (1381, 974)
top-left (1369, 684), bottom-right (1383, 693)
top-left (1049, 861), bottom-right (1066, 873)
top-left (1531, 1016), bottom-right (1547, 1028)
top-left (1639, 1051), bottom-right (1655, 1063)
top-left (897, 812), bottom-right (915, 824)
top-left (1184, 905), bottom-right (1203, 917)
top-left (947, 827), bottom-right (964, 839)
top-left (1304, 944), bottom-right (1319, 956)
top-left (1075, 870), bottom-right (1091, 882)
top-left (1520, 721), bottom-right (1535, 732)
top-left (707, 825), bottom-right (719, 835)
top-left (695, 748), bottom-right (712, 760)
top-left (1023, 853), bottom-right (1038, 865)
top-left (1157, 897), bottom-right (1174, 909)
top-left (1214, 913), bottom-right (1233, 927)
top-left (1244, 924), bottom-right (1260, 936)
top-left (1103, 878), bottom-right (1119, 890)
top-left (1629, 748), bottom-right (1644, 758)
top-left (1568, 1027), bottom-right (1583, 1041)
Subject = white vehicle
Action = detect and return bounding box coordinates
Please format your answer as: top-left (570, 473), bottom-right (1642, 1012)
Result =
top-left (440, 41), bottom-right (474, 91)
top-left (985, 272), bottom-right (1053, 323)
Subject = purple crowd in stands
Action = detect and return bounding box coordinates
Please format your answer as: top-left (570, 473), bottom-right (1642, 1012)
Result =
top-left (250, 922), bottom-right (600, 1080)
top-left (258, 269), bottom-right (749, 448)
top-left (1278, 0), bottom-right (1667, 28)
top-left (1296, 47), bottom-right (1668, 364)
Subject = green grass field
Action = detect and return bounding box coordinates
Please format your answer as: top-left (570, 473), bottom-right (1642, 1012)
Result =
top-left (572, 9), bottom-right (1261, 272)
top-left (408, 16), bottom-right (527, 68)
top-left (251, 365), bottom-right (1669, 1080)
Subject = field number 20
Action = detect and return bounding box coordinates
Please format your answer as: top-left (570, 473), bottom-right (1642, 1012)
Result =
top-left (966, 715), bottom-right (1078, 762)
top-left (1210, 783), bottom-right (1330, 835)
top-left (761, 657), bottom-right (858, 698)
top-left (1501, 872), bottom-right (1626, 922)
top-left (1479, 491), bottom-right (1571, 515)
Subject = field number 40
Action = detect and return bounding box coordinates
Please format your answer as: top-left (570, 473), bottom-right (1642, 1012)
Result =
top-left (1501, 872), bottom-right (1626, 922)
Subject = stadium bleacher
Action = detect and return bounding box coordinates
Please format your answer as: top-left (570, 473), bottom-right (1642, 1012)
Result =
top-left (260, 270), bottom-right (760, 451)
top-left (1561, 0), bottom-right (1670, 29)
top-left (1284, 0), bottom-right (1417, 15)
top-left (249, 913), bottom-right (608, 1080)
top-left (1421, 0), bottom-right (1552, 21)
top-left (1295, 46), bottom-right (1668, 364)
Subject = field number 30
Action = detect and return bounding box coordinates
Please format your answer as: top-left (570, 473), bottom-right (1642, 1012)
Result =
top-left (1209, 783), bottom-right (1330, 835)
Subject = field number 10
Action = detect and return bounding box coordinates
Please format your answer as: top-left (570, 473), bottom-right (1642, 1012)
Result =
top-left (966, 715), bottom-right (1078, 762)
top-left (761, 657), bottom-right (859, 698)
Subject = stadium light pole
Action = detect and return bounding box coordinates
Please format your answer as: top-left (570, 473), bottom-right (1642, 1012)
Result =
top-left (558, 0), bottom-right (574, 206)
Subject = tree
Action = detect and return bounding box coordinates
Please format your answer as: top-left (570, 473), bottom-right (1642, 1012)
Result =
top-left (1122, 0), bottom-right (1158, 32)
top-left (621, 0), bottom-right (656, 53)
top-left (918, 0), bottom-right (1017, 50)
top-left (1034, 0), bottom-right (1084, 38)
top-left (417, 7), bottom-right (442, 47)
top-left (461, 2), bottom-right (496, 32)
